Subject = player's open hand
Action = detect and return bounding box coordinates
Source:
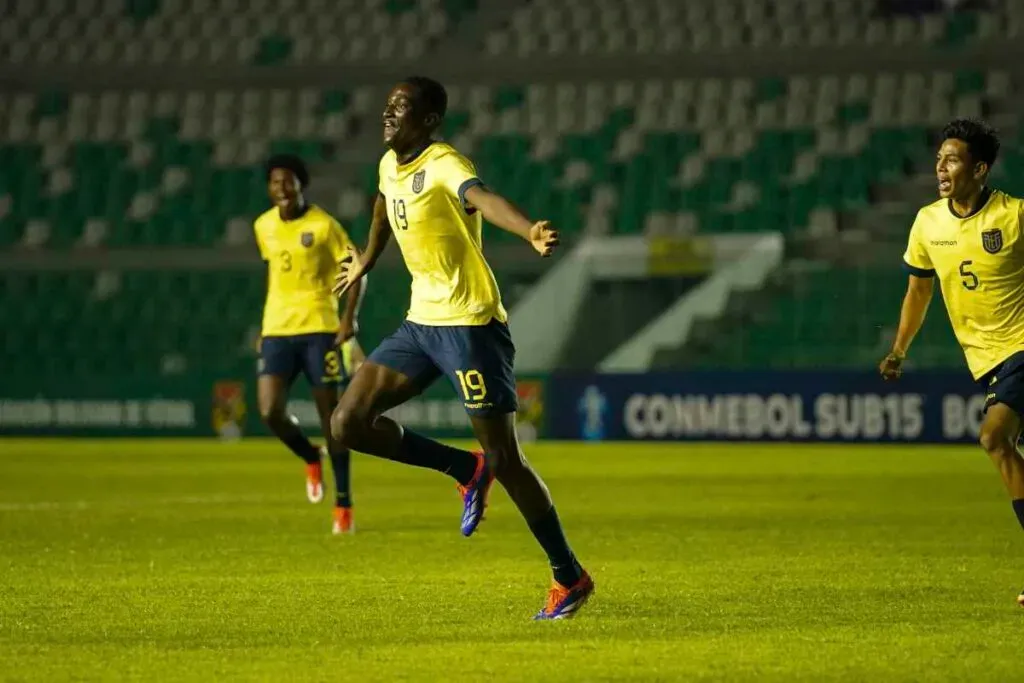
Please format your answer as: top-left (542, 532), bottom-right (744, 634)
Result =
top-left (333, 245), bottom-right (367, 298)
top-left (879, 352), bottom-right (904, 381)
top-left (529, 221), bottom-right (559, 257)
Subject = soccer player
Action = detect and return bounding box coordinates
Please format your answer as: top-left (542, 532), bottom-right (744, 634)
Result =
top-left (330, 77), bottom-right (594, 620)
top-left (255, 154), bottom-right (365, 535)
top-left (879, 118), bottom-right (1024, 606)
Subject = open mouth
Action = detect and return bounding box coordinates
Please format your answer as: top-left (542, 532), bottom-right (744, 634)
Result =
top-left (938, 180), bottom-right (952, 192)
top-left (384, 121), bottom-right (397, 135)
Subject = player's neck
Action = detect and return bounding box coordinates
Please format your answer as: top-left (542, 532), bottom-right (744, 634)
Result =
top-left (950, 186), bottom-right (990, 219)
top-left (395, 139), bottom-right (433, 165)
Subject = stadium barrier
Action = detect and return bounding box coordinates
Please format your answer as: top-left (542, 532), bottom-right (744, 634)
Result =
top-left (0, 373), bottom-right (547, 440)
top-left (546, 371), bottom-right (987, 443)
top-left (0, 370), bottom-right (987, 444)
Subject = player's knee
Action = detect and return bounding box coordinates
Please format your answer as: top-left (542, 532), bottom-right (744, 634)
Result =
top-left (330, 404), bottom-right (364, 447)
top-left (979, 423), bottom-right (1014, 457)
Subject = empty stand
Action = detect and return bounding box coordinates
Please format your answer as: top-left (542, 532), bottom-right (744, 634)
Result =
top-left (0, 0), bottom-right (479, 65)
top-left (1, 71), bottom-right (1010, 251)
top-left (679, 267), bottom-right (963, 370)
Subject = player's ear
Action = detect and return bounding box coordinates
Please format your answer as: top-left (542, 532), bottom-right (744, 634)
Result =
top-left (424, 112), bottom-right (441, 130)
top-left (974, 160), bottom-right (989, 180)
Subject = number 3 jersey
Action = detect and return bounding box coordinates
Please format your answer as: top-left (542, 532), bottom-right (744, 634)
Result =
top-left (378, 141), bottom-right (508, 327)
top-left (254, 204), bottom-right (354, 336)
top-left (903, 188), bottom-right (1024, 379)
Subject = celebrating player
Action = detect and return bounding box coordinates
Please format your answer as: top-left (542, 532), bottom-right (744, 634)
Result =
top-left (879, 119), bottom-right (1024, 606)
top-left (255, 154), bottom-right (365, 535)
top-left (330, 77), bottom-right (593, 619)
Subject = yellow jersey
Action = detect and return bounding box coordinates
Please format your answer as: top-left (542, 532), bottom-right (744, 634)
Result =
top-left (378, 141), bottom-right (507, 326)
top-left (254, 204), bottom-right (353, 336)
top-left (903, 188), bottom-right (1024, 378)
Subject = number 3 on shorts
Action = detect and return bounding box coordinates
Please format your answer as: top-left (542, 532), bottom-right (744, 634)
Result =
top-left (455, 369), bottom-right (487, 402)
top-left (324, 350), bottom-right (341, 379)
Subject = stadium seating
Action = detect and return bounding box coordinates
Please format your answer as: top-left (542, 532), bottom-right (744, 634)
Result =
top-left (0, 70), bottom-right (1012, 253)
top-left (2, 0), bottom-right (1021, 377)
top-left (0, 265), bottom-right (416, 379)
top-left (678, 266), bottom-right (963, 370)
top-left (482, 0), bottom-right (1011, 57)
top-left (0, 265), bottom-right (555, 381)
top-left (0, 0), bottom-right (479, 65)
top-left (0, 86), bottom-right (371, 248)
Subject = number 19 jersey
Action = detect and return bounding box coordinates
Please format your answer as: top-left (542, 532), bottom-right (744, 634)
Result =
top-left (903, 188), bottom-right (1024, 378)
top-left (378, 142), bottom-right (507, 327)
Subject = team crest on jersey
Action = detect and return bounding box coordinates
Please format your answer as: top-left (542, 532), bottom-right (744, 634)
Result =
top-left (300, 232), bottom-right (314, 248)
top-left (981, 229), bottom-right (1003, 254)
top-left (412, 170), bottom-right (426, 194)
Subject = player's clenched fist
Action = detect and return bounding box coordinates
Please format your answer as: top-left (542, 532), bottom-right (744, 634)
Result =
top-left (333, 245), bottom-right (368, 298)
top-left (529, 221), bottom-right (559, 258)
top-left (878, 351), bottom-right (904, 381)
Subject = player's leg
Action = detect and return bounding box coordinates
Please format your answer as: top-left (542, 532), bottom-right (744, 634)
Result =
top-left (977, 401), bottom-right (1024, 606)
top-left (329, 322), bottom-right (479, 485)
top-left (979, 402), bottom-right (1024, 501)
top-left (440, 320), bottom-right (593, 619)
top-left (976, 354), bottom-right (1024, 606)
top-left (304, 335), bottom-right (353, 534)
top-left (471, 412), bottom-right (593, 619)
top-left (258, 337), bottom-right (324, 503)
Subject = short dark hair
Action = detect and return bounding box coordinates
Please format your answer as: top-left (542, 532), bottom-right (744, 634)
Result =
top-left (941, 118), bottom-right (1000, 168)
top-left (265, 154), bottom-right (310, 187)
top-left (402, 76), bottom-right (448, 118)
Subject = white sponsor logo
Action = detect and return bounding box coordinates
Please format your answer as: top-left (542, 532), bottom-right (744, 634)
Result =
top-left (623, 393), bottom-right (928, 440)
top-left (940, 394), bottom-right (987, 439)
top-left (0, 399), bottom-right (196, 429)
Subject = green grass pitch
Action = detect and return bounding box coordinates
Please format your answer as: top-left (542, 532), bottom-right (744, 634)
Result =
top-left (1, 439), bottom-right (1022, 681)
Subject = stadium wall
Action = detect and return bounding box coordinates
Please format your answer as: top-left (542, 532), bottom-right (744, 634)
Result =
top-left (0, 373), bottom-right (546, 441)
top-left (0, 370), bottom-right (986, 445)
top-left (546, 371), bottom-right (986, 444)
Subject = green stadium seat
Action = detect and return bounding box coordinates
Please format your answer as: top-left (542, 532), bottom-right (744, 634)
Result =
top-left (694, 268), bottom-right (962, 370)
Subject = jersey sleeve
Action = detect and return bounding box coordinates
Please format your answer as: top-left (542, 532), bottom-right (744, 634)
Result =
top-left (436, 151), bottom-right (484, 210)
top-left (902, 211), bottom-right (935, 277)
top-left (253, 219), bottom-right (268, 260)
top-left (326, 216), bottom-right (353, 262)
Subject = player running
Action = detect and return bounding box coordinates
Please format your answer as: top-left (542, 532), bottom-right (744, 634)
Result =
top-left (330, 77), bottom-right (593, 620)
top-left (255, 154), bottom-right (365, 535)
top-left (879, 118), bottom-right (1024, 607)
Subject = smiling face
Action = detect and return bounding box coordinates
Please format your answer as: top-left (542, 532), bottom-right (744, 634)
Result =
top-left (382, 82), bottom-right (438, 153)
top-left (936, 138), bottom-right (986, 202)
top-left (267, 167), bottom-right (301, 213)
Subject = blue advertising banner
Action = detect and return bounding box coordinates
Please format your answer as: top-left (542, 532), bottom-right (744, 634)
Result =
top-left (547, 371), bottom-right (986, 443)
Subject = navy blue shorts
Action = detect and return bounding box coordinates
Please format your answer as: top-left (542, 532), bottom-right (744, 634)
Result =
top-left (259, 333), bottom-right (346, 388)
top-left (368, 319), bottom-right (518, 416)
top-left (978, 351), bottom-right (1024, 416)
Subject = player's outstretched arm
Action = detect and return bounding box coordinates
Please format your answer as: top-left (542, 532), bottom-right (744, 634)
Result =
top-left (336, 276), bottom-right (363, 344)
top-left (334, 194), bottom-right (390, 297)
top-left (879, 274), bottom-right (934, 380)
top-left (463, 185), bottom-right (559, 257)
top-left (361, 193), bottom-right (392, 270)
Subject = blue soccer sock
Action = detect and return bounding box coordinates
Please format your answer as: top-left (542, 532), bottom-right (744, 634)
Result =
top-left (1013, 499), bottom-right (1024, 531)
top-left (329, 445), bottom-right (352, 508)
top-left (527, 506), bottom-right (583, 587)
top-left (392, 430), bottom-right (478, 485)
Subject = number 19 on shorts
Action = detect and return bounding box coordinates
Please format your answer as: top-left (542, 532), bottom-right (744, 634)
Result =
top-left (455, 369), bottom-right (487, 402)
